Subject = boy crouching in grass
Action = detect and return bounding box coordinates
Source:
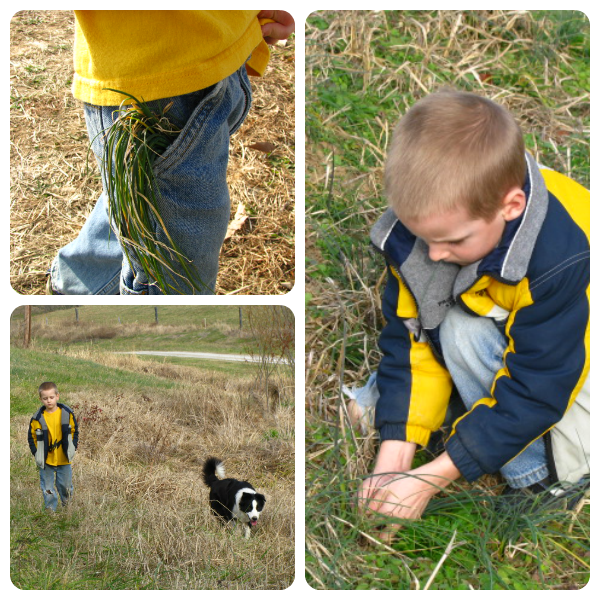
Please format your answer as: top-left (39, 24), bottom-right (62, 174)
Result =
top-left (353, 90), bottom-right (589, 533)
top-left (27, 382), bottom-right (79, 512)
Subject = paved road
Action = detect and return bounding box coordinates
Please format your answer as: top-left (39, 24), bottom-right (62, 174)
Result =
top-left (116, 350), bottom-right (288, 364)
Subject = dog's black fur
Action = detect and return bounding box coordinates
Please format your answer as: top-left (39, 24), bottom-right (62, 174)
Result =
top-left (202, 457), bottom-right (266, 538)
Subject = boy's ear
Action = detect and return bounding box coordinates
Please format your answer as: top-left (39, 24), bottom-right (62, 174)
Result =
top-left (501, 187), bottom-right (526, 222)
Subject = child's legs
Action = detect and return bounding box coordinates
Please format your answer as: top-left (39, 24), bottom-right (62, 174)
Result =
top-left (39, 466), bottom-right (59, 511)
top-left (54, 464), bottom-right (74, 505)
top-left (49, 63), bottom-right (252, 295)
top-left (49, 192), bottom-right (122, 295)
top-left (440, 305), bottom-right (549, 488)
top-left (38, 464), bottom-right (73, 509)
top-left (128, 64), bottom-right (252, 295)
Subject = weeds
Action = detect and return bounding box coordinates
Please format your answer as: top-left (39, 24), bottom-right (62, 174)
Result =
top-left (101, 90), bottom-right (205, 294)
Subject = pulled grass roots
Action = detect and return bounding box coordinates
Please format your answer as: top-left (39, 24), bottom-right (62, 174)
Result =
top-left (101, 90), bottom-right (205, 294)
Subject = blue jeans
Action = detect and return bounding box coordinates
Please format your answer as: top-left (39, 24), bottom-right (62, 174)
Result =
top-left (49, 64), bottom-right (252, 295)
top-left (440, 306), bottom-right (549, 489)
top-left (39, 464), bottom-right (73, 511)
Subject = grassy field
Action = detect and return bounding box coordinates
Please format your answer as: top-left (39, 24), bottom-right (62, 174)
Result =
top-left (11, 305), bottom-right (294, 589)
top-left (305, 10), bottom-right (589, 590)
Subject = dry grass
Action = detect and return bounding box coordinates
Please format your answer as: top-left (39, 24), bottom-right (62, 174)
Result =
top-left (11, 366), bottom-right (295, 589)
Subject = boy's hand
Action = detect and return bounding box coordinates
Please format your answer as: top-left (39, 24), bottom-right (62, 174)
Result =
top-left (358, 471), bottom-right (441, 544)
top-left (361, 471), bottom-right (440, 520)
top-left (358, 440), bottom-right (417, 506)
top-left (258, 10), bottom-right (295, 44)
top-left (358, 451), bottom-right (461, 537)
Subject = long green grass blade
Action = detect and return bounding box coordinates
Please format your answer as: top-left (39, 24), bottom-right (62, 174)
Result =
top-left (99, 88), bottom-right (208, 294)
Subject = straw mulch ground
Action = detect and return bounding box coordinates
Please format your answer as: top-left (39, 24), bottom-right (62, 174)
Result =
top-left (10, 10), bottom-right (294, 295)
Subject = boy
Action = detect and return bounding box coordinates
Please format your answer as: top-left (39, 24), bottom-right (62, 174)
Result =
top-left (48, 10), bottom-right (295, 295)
top-left (28, 382), bottom-right (79, 512)
top-left (356, 90), bottom-right (589, 525)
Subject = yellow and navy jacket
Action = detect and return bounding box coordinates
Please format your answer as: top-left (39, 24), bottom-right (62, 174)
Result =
top-left (28, 403), bottom-right (79, 468)
top-left (371, 153), bottom-right (589, 484)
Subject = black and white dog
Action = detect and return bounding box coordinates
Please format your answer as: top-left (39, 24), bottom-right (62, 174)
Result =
top-left (202, 457), bottom-right (266, 539)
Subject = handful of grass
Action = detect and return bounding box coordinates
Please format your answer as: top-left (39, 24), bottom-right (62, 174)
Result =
top-left (101, 89), bottom-right (205, 294)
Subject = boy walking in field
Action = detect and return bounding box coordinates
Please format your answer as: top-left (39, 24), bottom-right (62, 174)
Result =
top-left (353, 90), bottom-right (589, 528)
top-left (28, 382), bottom-right (79, 512)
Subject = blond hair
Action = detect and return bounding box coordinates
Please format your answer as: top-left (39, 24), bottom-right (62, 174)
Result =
top-left (38, 381), bottom-right (58, 397)
top-left (385, 91), bottom-right (526, 222)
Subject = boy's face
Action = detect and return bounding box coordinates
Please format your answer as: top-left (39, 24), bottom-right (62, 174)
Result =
top-left (40, 389), bottom-right (59, 413)
top-left (401, 189), bottom-right (526, 267)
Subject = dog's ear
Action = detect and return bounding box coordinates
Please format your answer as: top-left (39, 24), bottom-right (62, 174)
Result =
top-left (257, 493), bottom-right (266, 504)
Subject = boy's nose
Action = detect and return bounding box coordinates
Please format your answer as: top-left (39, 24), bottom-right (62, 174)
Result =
top-left (428, 245), bottom-right (449, 262)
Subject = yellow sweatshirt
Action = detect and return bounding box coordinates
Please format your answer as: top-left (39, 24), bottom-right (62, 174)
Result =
top-left (72, 10), bottom-right (271, 106)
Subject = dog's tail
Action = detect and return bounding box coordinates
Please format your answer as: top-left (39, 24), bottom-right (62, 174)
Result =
top-left (202, 457), bottom-right (226, 487)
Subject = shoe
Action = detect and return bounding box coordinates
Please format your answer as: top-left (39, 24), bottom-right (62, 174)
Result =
top-left (341, 372), bottom-right (378, 434)
top-left (500, 477), bottom-right (589, 513)
top-left (46, 271), bottom-right (64, 296)
top-left (557, 476), bottom-right (590, 510)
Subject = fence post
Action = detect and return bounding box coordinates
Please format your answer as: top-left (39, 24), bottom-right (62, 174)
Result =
top-left (24, 305), bottom-right (32, 347)
top-left (75, 307), bottom-right (79, 322)
top-left (155, 307), bottom-right (159, 324)
top-left (239, 307), bottom-right (243, 330)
